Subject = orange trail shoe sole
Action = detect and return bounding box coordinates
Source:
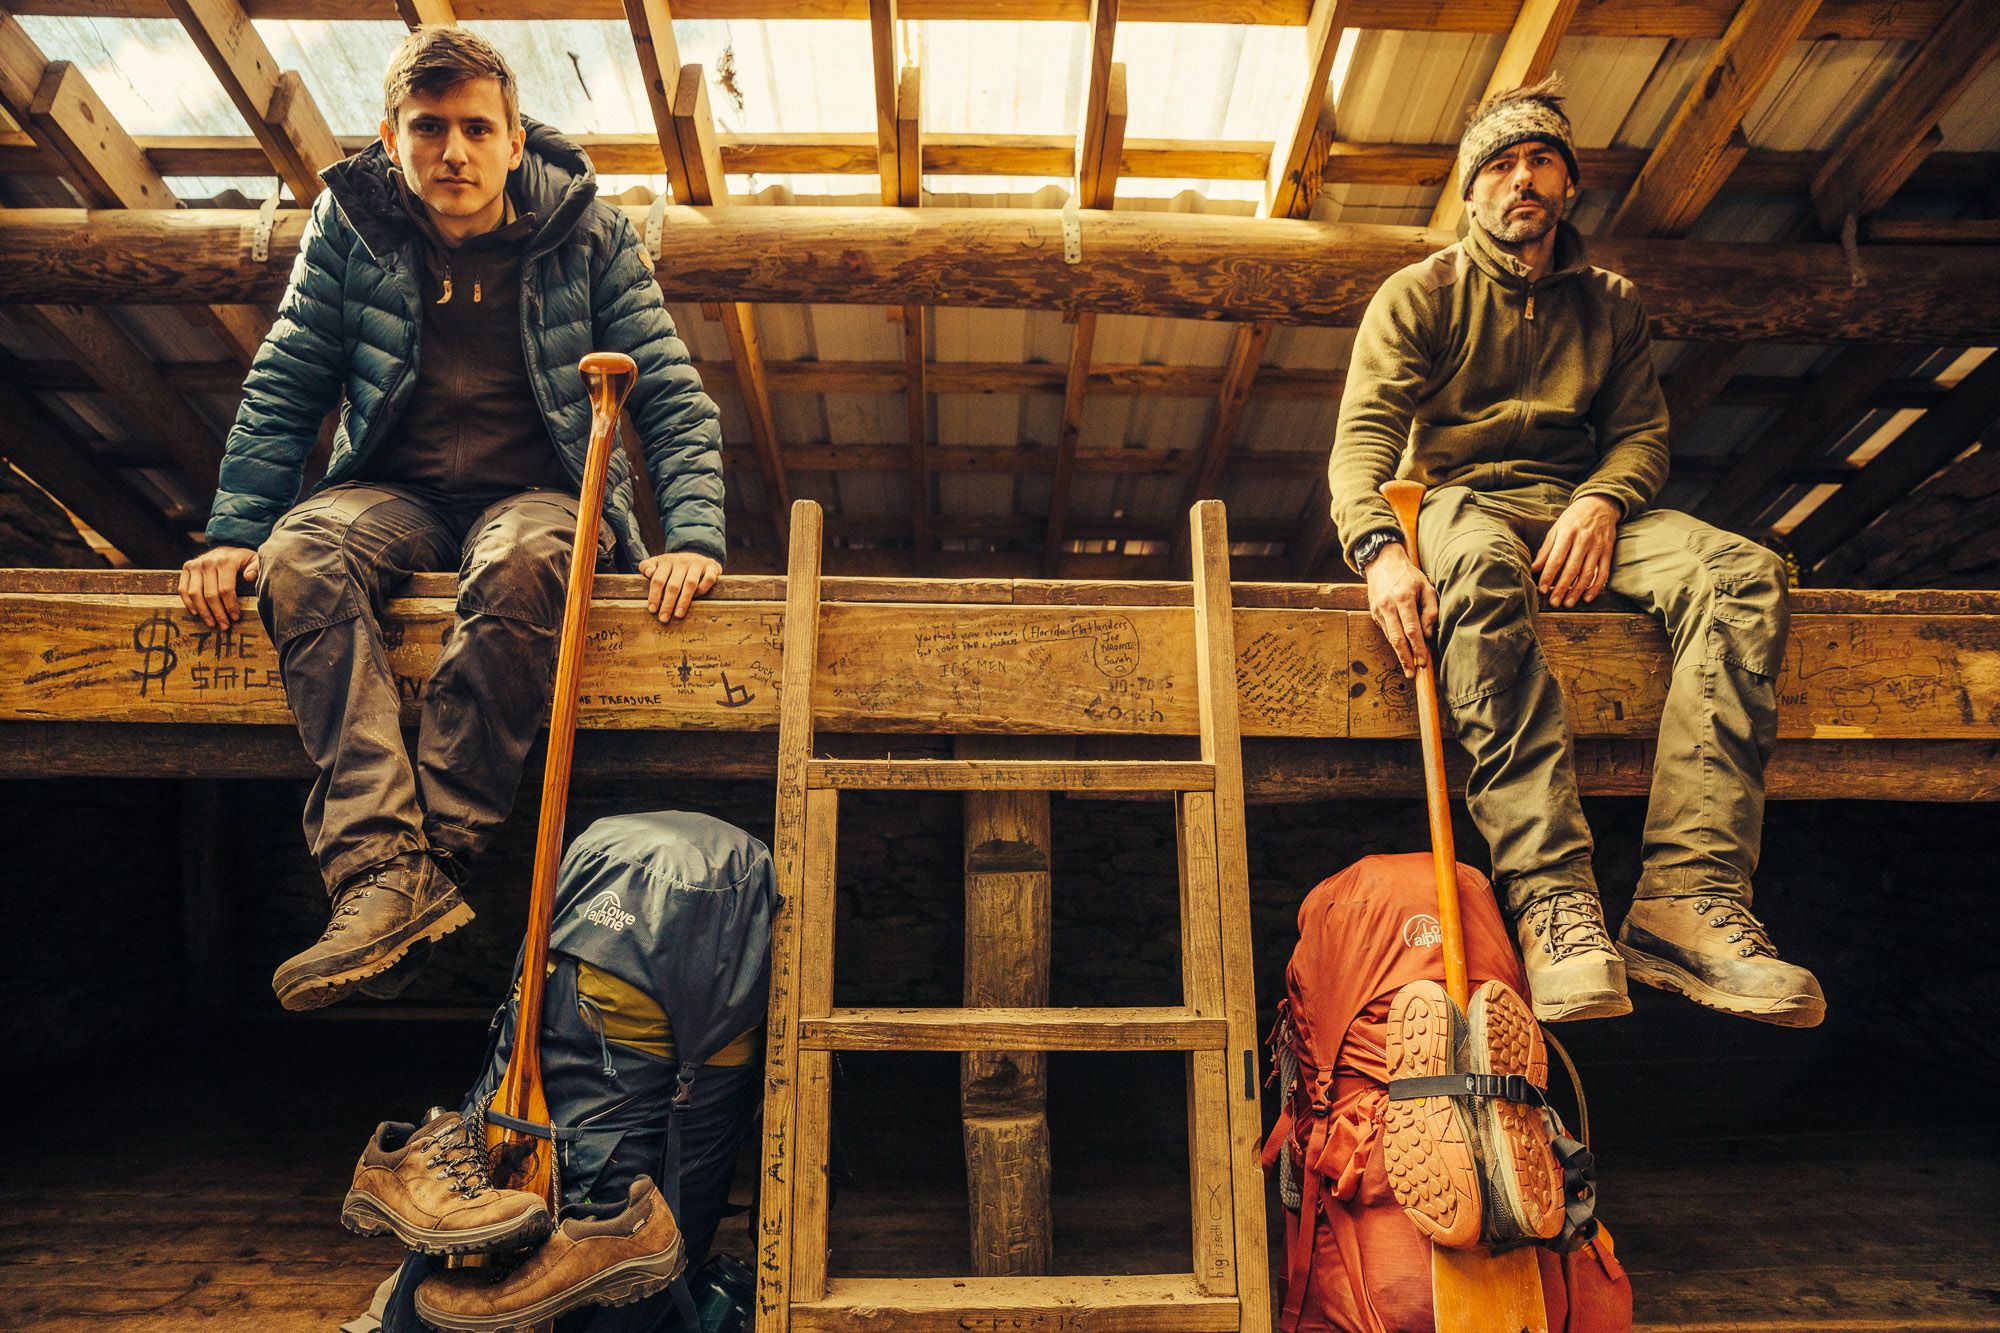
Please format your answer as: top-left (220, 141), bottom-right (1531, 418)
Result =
top-left (1468, 980), bottom-right (1564, 1242)
top-left (1382, 980), bottom-right (1483, 1250)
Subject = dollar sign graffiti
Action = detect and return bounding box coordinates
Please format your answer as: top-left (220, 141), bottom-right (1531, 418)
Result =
top-left (132, 611), bottom-right (179, 698)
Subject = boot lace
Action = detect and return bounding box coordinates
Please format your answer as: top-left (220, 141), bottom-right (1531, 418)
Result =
top-left (420, 1119), bottom-right (497, 1199)
top-left (1525, 892), bottom-right (1612, 961)
top-left (319, 874), bottom-right (379, 940)
top-left (1692, 897), bottom-right (1776, 959)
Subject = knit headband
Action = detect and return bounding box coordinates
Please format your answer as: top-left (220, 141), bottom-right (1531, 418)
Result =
top-left (1457, 97), bottom-right (1579, 199)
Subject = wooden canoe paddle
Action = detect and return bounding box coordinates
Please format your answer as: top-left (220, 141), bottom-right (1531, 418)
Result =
top-left (1380, 479), bottom-right (1550, 1333)
top-left (486, 351), bottom-right (639, 1204)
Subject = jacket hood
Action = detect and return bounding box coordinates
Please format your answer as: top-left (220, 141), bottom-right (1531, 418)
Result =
top-left (320, 116), bottom-right (598, 262)
top-left (1463, 218), bottom-right (1589, 289)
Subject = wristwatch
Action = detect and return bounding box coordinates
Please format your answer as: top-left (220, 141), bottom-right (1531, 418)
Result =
top-left (1351, 528), bottom-right (1404, 573)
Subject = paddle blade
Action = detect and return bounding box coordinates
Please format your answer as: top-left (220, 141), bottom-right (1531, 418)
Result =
top-left (484, 1070), bottom-right (555, 1207)
top-left (1432, 1242), bottom-right (1549, 1333)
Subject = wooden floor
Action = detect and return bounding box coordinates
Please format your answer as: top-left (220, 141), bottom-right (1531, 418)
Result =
top-left (5, 1009), bottom-right (1997, 1332)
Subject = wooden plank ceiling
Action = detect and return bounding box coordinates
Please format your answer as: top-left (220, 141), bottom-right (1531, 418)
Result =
top-left (0, 0), bottom-right (1995, 581)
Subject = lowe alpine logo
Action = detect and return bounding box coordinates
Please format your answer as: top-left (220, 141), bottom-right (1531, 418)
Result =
top-left (584, 891), bottom-right (637, 932)
top-left (1402, 914), bottom-right (1442, 949)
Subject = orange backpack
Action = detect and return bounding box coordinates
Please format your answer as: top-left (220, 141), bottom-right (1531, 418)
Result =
top-left (1262, 853), bottom-right (1632, 1333)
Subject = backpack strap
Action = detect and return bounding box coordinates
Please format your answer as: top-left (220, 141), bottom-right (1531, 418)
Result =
top-left (1385, 1072), bottom-right (1548, 1107)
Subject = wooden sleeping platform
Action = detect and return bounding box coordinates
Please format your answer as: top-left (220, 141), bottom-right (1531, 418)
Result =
top-left (3, 553), bottom-right (1998, 1333)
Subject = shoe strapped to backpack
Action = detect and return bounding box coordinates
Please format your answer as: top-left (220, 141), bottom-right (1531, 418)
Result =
top-left (1384, 978), bottom-right (1599, 1251)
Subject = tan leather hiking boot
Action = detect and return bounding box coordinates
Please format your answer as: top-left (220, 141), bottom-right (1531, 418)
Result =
top-left (415, 1174), bottom-right (687, 1333)
top-left (1465, 980), bottom-right (1563, 1242)
top-left (1619, 893), bottom-right (1825, 1027)
top-left (1514, 891), bottom-right (1631, 1022)
top-left (340, 1111), bottom-right (551, 1256)
top-left (1382, 980), bottom-right (1483, 1249)
top-left (272, 852), bottom-right (472, 1011)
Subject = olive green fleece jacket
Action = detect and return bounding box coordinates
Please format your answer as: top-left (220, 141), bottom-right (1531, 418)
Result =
top-left (1327, 220), bottom-right (1669, 566)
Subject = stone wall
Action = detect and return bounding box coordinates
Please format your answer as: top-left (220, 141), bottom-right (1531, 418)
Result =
top-left (6, 771), bottom-right (1992, 1078)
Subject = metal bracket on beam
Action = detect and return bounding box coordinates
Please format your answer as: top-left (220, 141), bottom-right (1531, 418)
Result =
top-left (645, 190), bottom-right (667, 269)
top-left (1841, 211), bottom-right (1869, 289)
top-left (250, 185), bottom-right (283, 264)
top-left (1062, 186), bottom-right (1082, 265)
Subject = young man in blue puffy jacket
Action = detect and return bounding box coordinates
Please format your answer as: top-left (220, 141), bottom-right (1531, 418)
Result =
top-left (175, 27), bottom-right (726, 1012)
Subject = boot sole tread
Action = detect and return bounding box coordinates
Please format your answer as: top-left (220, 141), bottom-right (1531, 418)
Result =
top-left (1469, 981), bottom-right (1565, 1242)
top-left (414, 1237), bottom-right (688, 1332)
top-left (1618, 945), bottom-right (1826, 1028)
top-left (273, 896), bottom-right (475, 1012)
top-left (1382, 980), bottom-right (1483, 1250)
top-left (339, 1192), bottom-right (551, 1256)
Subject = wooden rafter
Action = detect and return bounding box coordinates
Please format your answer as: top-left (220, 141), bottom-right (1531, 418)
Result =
top-left (0, 379), bottom-right (193, 567)
top-left (1810, 0), bottom-right (2000, 232)
top-left (623, 0), bottom-right (693, 201)
top-left (1043, 0), bottom-right (1122, 572)
top-left (1603, 0), bottom-right (1824, 239)
top-left (1426, 0), bottom-right (1579, 235)
top-left (165, 0), bottom-right (343, 203)
top-left (895, 64), bottom-right (931, 566)
top-left (0, 0), bottom-right (1960, 41)
top-left (0, 13), bottom-right (270, 368)
top-left (394, 0), bottom-right (457, 22)
top-left (1699, 344), bottom-right (1915, 532)
top-left (2, 128), bottom-right (1993, 196)
top-left (668, 64), bottom-right (792, 551)
top-left (1786, 354), bottom-right (2000, 568)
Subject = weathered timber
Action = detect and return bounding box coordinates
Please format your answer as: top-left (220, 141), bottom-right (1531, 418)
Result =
top-left (7, 587), bottom-right (1994, 742)
top-left (958, 736), bottom-right (1055, 1278)
top-left (0, 0), bottom-right (1953, 41)
top-left (799, 1007), bottom-right (1224, 1051)
top-left (806, 760), bottom-right (1215, 791)
top-left (9, 207), bottom-right (2000, 343)
top-left (792, 1277), bottom-right (1237, 1333)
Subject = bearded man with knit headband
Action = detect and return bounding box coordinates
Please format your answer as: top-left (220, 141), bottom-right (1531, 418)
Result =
top-left (1326, 79), bottom-right (1825, 1027)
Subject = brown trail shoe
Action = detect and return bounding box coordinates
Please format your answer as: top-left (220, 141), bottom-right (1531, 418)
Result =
top-left (340, 1111), bottom-right (551, 1256)
top-left (1514, 891), bottom-right (1631, 1023)
top-left (1381, 980), bottom-right (1483, 1250)
top-left (1465, 980), bottom-right (1564, 1243)
top-left (358, 850), bottom-right (470, 1001)
top-left (415, 1174), bottom-right (687, 1333)
top-left (272, 853), bottom-right (473, 1012)
top-left (1619, 894), bottom-right (1826, 1028)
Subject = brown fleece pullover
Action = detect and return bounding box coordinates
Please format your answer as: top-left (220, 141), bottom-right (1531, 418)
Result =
top-left (1326, 220), bottom-right (1670, 566)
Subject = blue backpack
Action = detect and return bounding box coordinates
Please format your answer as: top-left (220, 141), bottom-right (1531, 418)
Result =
top-left (377, 811), bottom-right (778, 1333)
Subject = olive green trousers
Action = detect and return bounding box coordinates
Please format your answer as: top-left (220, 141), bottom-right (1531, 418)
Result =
top-left (1415, 483), bottom-right (1789, 914)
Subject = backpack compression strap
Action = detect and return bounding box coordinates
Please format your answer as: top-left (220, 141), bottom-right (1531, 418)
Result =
top-left (1384, 1072), bottom-right (1548, 1106)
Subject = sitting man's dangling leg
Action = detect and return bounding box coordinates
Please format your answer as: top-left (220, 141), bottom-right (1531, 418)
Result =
top-left (1419, 487), bottom-right (1629, 1023)
top-left (258, 484), bottom-right (473, 1012)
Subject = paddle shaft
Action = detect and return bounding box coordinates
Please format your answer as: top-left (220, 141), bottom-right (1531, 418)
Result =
top-left (491, 354), bottom-right (637, 1180)
top-left (1380, 480), bottom-right (1470, 1009)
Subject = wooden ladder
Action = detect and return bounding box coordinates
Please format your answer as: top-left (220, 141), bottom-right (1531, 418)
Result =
top-left (755, 498), bottom-right (1271, 1333)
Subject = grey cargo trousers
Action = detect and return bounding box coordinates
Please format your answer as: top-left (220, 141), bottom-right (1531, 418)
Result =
top-left (1415, 483), bottom-right (1790, 914)
top-left (256, 482), bottom-right (609, 890)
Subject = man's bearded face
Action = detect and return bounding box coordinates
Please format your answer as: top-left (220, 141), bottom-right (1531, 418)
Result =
top-left (1467, 140), bottom-right (1572, 244)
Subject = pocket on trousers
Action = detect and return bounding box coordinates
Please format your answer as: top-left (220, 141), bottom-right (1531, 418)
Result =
top-left (1442, 621), bottom-right (1538, 708)
top-left (1683, 528), bottom-right (1787, 676)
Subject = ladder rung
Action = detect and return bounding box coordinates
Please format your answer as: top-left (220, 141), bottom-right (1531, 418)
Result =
top-left (800, 1006), bottom-right (1226, 1052)
top-left (805, 758), bottom-right (1214, 792)
top-left (793, 1275), bottom-right (1240, 1332)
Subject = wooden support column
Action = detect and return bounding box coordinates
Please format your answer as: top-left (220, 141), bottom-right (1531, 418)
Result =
top-left (1811, 0), bottom-right (2000, 232)
top-left (1603, 0), bottom-right (1824, 238)
top-left (956, 734), bottom-right (1060, 1277)
top-left (0, 379), bottom-right (192, 566)
top-left (1426, 0), bottom-right (1579, 235)
top-left (1786, 353), bottom-right (2000, 568)
top-left (670, 64), bottom-right (792, 550)
top-left (165, 0), bottom-right (343, 204)
top-left (623, 0), bottom-right (694, 202)
top-left (1043, 0), bottom-right (1123, 571)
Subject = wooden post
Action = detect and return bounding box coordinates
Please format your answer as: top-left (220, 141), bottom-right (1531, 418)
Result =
top-left (956, 734), bottom-right (1060, 1276)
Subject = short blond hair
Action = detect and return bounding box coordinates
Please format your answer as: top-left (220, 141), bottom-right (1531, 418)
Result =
top-left (383, 25), bottom-right (520, 130)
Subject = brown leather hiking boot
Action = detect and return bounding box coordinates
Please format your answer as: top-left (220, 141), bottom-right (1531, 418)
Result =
top-left (340, 1111), bottom-right (551, 1256)
top-left (357, 849), bottom-right (470, 1001)
top-left (1619, 893), bottom-right (1826, 1027)
top-left (1514, 890), bottom-right (1631, 1022)
top-left (415, 1174), bottom-right (687, 1333)
top-left (1465, 980), bottom-right (1564, 1242)
top-left (272, 853), bottom-right (473, 1012)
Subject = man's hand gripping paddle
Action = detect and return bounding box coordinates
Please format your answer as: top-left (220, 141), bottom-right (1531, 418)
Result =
top-left (1381, 480), bottom-right (1550, 1333)
top-left (485, 352), bottom-right (638, 1204)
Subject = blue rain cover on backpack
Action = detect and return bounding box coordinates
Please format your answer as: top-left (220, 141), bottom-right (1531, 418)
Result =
top-left (378, 811), bottom-right (776, 1333)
